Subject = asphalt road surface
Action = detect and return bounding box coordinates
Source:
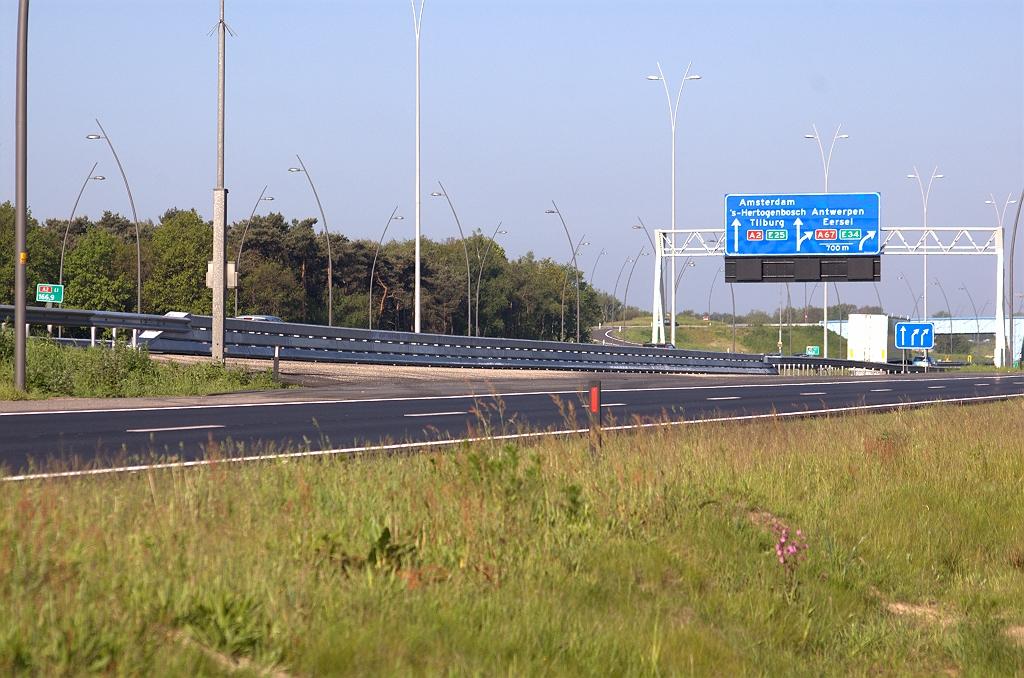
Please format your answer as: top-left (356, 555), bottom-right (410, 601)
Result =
top-left (3, 371), bottom-right (1023, 477)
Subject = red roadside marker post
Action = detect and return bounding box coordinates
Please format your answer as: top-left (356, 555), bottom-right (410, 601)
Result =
top-left (588, 379), bottom-right (602, 455)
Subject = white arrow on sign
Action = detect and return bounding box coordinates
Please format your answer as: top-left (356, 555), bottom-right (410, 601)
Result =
top-left (921, 327), bottom-right (930, 346)
top-left (859, 230), bottom-right (876, 251)
top-left (795, 218), bottom-right (812, 251)
top-left (899, 325), bottom-right (906, 345)
top-left (911, 328), bottom-right (920, 345)
top-left (732, 218), bottom-right (741, 251)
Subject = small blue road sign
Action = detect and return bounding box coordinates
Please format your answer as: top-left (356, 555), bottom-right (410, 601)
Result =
top-left (895, 322), bottom-right (934, 350)
top-left (724, 193), bottom-right (881, 257)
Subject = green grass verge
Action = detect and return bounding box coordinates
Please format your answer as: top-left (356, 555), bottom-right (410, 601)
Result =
top-left (611, 322), bottom-right (846, 356)
top-left (4, 400), bottom-right (1024, 675)
top-left (0, 330), bottom-right (283, 400)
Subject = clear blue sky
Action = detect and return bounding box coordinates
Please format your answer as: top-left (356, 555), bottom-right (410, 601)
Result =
top-left (1, 1), bottom-right (1022, 319)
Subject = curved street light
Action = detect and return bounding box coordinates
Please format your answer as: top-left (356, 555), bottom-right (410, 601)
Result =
top-left (931, 278), bottom-right (954, 356)
top-left (805, 123), bottom-right (849, 356)
top-left (369, 207), bottom-right (404, 330)
top-left (632, 219), bottom-right (667, 337)
top-left (88, 120), bottom-right (142, 314)
top-left (234, 187), bottom-right (275, 317)
top-left (474, 224), bottom-right (506, 337)
top-left (612, 255), bottom-right (632, 330)
top-left (432, 183), bottom-right (473, 336)
top-left (621, 249), bottom-right (649, 332)
top-left (546, 202), bottom-right (583, 342)
top-left (897, 272), bottom-right (921, 319)
top-left (707, 266), bottom-right (723, 320)
top-left (59, 162), bottom-right (105, 289)
top-left (960, 284), bottom-right (981, 363)
top-left (289, 156), bottom-right (334, 326)
top-left (647, 62), bottom-right (701, 346)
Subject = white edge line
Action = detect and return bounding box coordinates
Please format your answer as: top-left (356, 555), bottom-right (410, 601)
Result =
top-left (126, 424), bottom-right (226, 433)
top-left (0, 374), bottom-right (1008, 419)
top-left (403, 411), bottom-right (469, 418)
top-left (8, 392), bottom-right (1020, 483)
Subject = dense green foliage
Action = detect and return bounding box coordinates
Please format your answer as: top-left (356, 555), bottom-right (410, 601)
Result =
top-left (3, 401), bottom-right (1024, 675)
top-left (0, 202), bottom-right (601, 341)
top-left (0, 329), bottom-right (280, 400)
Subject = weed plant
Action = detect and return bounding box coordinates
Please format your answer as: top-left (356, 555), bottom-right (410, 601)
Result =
top-left (3, 401), bottom-right (1024, 675)
top-left (0, 329), bottom-right (281, 399)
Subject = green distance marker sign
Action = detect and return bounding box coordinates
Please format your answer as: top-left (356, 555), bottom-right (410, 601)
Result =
top-left (805, 345), bottom-right (820, 356)
top-left (36, 284), bottom-right (64, 303)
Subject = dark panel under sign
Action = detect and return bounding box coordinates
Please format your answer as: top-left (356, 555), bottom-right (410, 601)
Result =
top-left (725, 256), bottom-right (880, 283)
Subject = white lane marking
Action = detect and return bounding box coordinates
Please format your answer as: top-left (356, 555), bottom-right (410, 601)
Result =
top-left (1015, 382), bottom-right (1024, 385)
top-left (127, 424), bottom-right (225, 433)
top-left (602, 403), bottom-right (627, 407)
top-left (927, 386), bottom-right (945, 389)
top-left (975, 383), bottom-right (990, 386)
top-left (799, 392), bottom-right (826, 396)
top-left (12, 392), bottom-right (1024, 483)
top-left (707, 396), bottom-right (740, 401)
top-left (0, 374), bottom-right (1004, 418)
top-left (404, 411), bottom-right (469, 418)
top-left (870, 388), bottom-right (892, 392)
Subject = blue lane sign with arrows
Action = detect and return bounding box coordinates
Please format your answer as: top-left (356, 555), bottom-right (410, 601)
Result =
top-left (895, 322), bottom-right (934, 350)
top-left (724, 193), bottom-right (881, 257)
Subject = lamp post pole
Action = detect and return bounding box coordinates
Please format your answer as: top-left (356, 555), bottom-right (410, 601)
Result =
top-left (632, 220), bottom-right (666, 341)
top-left (289, 156), bottom-right (333, 325)
top-left (621, 249), bottom-right (648, 332)
top-left (805, 124), bottom-right (849, 358)
top-left (907, 166), bottom-right (943, 329)
top-left (432, 183), bottom-right (473, 336)
top-left (560, 236), bottom-right (589, 342)
top-left (234, 188), bottom-right (275, 317)
top-left (88, 120), bottom-right (142, 316)
top-left (647, 63), bottom-right (700, 348)
top-left (411, 0), bottom-right (425, 333)
top-left (60, 163), bottom-right (105, 288)
top-left (13, 0), bottom-right (28, 391)
top-left (987, 194), bottom-right (1017, 366)
top-left (369, 208), bottom-right (404, 330)
top-left (474, 224), bottom-right (506, 336)
top-left (1008, 189), bottom-right (1024, 367)
top-left (546, 202), bottom-right (583, 342)
top-left (208, 0), bottom-right (233, 360)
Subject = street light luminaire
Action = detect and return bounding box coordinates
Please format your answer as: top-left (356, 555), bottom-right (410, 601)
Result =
top-left (86, 135), bottom-right (101, 139)
top-left (646, 76), bottom-right (661, 80)
top-left (804, 134), bottom-right (816, 139)
top-left (288, 167), bottom-right (302, 172)
top-left (545, 209), bottom-right (556, 213)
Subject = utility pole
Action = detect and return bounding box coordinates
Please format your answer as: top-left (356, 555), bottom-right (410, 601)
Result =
top-left (14, 0), bottom-right (29, 391)
top-left (211, 0), bottom-right (233, 361)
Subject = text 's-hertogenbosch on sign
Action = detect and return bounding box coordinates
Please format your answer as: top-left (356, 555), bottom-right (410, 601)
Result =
top-left (724, 193), bottom-right (881, 257)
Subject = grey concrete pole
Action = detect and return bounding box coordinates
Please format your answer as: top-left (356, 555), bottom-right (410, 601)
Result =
top-left (14, 0), bottom-right (29, 391)
top-left (411, 0), bottom-right (424, 333)
top-left (211, 0), bottom-right (229, 361)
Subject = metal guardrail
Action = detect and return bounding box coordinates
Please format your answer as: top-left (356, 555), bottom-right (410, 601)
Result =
top-left (1, 305), bottom-right (926, 375)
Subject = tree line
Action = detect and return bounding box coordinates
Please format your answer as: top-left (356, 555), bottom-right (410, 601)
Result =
top-left (0, 202), bottom-right (601, 341)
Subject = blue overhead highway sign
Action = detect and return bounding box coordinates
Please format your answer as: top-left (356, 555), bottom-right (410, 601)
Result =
top-left (724, 193), bottom-right (881, 257)
top-left (894, 322), bottom-right (934, 350)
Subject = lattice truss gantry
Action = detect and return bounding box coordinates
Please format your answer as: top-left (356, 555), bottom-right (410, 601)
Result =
top-left (651, 226), bottom-right (1007, 366)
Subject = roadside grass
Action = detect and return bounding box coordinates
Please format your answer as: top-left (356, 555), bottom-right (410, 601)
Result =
top-left (0, 329), bottom-right (282, 400)
top-left (613, 322), bottom-right (846, 356)
top-left (4, 400), bottom-right (1024, 675)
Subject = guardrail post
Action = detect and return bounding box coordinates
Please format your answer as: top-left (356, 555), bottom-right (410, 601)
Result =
top-left (273, 345), bottom-right (280, 382)
top-left (588, 379), bottom-right (602, 455)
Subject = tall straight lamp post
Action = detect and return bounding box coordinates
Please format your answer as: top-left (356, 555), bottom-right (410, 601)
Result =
top-left (907, 166), bottom-right (943, 329)
top-left (805, 124), bottom-right (848, 357)
top-left (13, 0), bottom-right (28, 390)
top-left (208, 0), bottom-right (234, 361)
top-left (647, 62), bottom-right (700, 347)
top-left (411, 0), bottom-right (425, 333)
top-left (289, 156), bottom-right (333, 325)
